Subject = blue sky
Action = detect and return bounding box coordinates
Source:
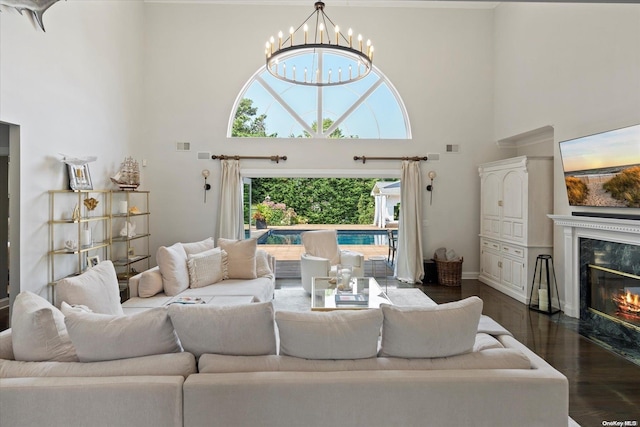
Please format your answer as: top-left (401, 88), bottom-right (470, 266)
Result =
top-left (560, 124), bottom-right (640, 172)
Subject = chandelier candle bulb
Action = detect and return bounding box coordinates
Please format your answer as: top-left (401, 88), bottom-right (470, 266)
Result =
top-left (335, 25), bottom-right (339, 44)
top-left (282, 63), bottom-right (286, 78)
top-left (349, 65), bottom-right (352, 79)
top-left (319, 22), bottom-right (324, 43)
top-left (338, 67), bottom-right (342, 81)
top-left (348, 28), bottom-right (353, 47)
top-left (328, 69), bottom-right (332, 83)
top-left (304, 67), bottom-right (307, 82)
top-left (289, 27), bottom-right (294, 46)
top-left (278, 31), bottom-right (282, 49)
top-left (369, 46), bottom-right (374, 61)
top-left (304, 24), bottom-right (308, 44)
top-left (292, 65), bottom-right (296, 81)
top-left (358, 34), bottom-right (363, 51)
top-left (270, 36), bottom-right (274, 54)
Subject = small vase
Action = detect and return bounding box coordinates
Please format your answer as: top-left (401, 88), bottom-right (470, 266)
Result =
top-left (81, 228), bottom-right (92, 248)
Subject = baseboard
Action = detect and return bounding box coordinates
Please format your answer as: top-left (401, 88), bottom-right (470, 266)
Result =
top-left (462, 272), bottom-right (479, 280)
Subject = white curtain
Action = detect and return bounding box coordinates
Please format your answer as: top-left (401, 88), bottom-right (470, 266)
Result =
top-left (373, 195), bottom-right (387, 228)
top-left (395, 160), bottom-right (425, 283)
top-left (217, 159), bottom-right (244, 240)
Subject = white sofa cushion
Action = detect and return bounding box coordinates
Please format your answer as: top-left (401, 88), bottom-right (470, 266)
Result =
top-left (0, 352), bottom-right (197, 378)
top-left (64, 307), bottom-right (182, 362)
top-left (380, 296), bottom-right (483, 358)
top-left (182, 237), bottom-right (215, 256)
top-left (168, 301), bottom-right (276, 358)
top-left (11, 292), bottom-right (77, 362)
top-left (217, 238), bottom-right (257, 280)
top-left (187, 248), bottom-right (228, 288)
top-left (55, 260), bottom-right (123, 315)
top-left (156, 242), bottom-right (189, 296)
top-left (138, 269), bottom-right (164, 298)
top-left (301, 230), bottom-right (341, 265)
top-left (197, 348), bottom-right (532, 373)
top-left (276, 309), bottom-right (383, 360)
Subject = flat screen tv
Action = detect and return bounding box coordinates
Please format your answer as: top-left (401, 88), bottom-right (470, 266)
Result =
top-left (559, 123), bottom-right (640, 208)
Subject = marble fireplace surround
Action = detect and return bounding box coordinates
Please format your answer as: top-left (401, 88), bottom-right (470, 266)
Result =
top-left (549, 215), bottom-right (640, 318)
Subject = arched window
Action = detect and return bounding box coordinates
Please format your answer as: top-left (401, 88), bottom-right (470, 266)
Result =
top-left (229, 64), bottom-right (411, 139)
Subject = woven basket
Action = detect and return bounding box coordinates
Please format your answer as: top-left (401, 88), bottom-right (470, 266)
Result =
top-left (435, 257), bottom-right (463, 286)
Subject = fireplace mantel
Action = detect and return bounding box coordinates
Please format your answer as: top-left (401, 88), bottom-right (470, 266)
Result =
top-left (549, 214), bottom-right (640, 318)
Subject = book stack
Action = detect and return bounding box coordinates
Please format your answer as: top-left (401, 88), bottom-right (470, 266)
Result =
top-left (335, 293), bottom-right (369, 306)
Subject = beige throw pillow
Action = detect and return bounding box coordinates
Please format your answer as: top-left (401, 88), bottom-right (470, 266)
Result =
top-left (217, 238), bottom-right (257, 280)
top-left (55, 260), bottom-right (124, 315)
top-left (187, 248), bottom-right (228, 288)
top-left (138, 269), bottom-right (164, 298)
top-left (11, 291), bottom-right (77, 362)
top-left (379, 296), bottom-right (483, 358)
top-left (276, 309), bottom-right (383, 360)
top-left (168, 302), bottom-right (276, 358)
top-left (182, 237), bottom-right (215, 256)
top-left (255, 249), bottom-right (272, 277)
top-left (64, 308), bottom-right (182, 362)
top-left (156, 243), bottom-right (189, 296)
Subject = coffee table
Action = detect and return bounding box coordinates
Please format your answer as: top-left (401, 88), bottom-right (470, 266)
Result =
top-left (310, 277), bottom-right (392, 311)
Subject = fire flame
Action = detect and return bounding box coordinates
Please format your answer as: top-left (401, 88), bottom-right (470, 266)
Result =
top-left (613, 290), bottom-right (640, 316)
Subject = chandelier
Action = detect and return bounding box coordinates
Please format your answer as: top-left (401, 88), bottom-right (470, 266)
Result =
top-left (265, 2), bottom-right (374, 87)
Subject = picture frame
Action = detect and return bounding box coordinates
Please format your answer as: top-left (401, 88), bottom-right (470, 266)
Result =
top-left (127, 247), bottom-right (136, 259)
top-left (87, 255), bottom-right (100, 268)
top-left (68, 163), bottom-right (93, 190)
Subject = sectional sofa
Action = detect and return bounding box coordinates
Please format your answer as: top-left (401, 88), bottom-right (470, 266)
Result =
top-left (0, 238), bottom-right (569, 427)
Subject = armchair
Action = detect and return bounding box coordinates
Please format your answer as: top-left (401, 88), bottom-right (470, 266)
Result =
top-left (300, 230), bottom-right (364, 294)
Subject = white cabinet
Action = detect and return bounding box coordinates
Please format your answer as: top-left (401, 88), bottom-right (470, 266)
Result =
top-left (478, 156), bottom-right (553, 304)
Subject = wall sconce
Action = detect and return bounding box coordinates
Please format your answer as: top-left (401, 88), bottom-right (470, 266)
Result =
top-left (426, 171), bottom-right (436, 205)
top-left (202, 169), bottom-right (211, 203)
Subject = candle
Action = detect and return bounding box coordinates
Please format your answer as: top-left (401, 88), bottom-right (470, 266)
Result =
top-left (278, 31), bottom-right (282, 49)
top-left (304, 24), bottom-right (308, 44)
top-left (358, 34), bottom-right (363, 51)
top-left (349, 65), bottom-right (352, 79)
top-left (338, 67), bottom-right (342, 82)
top-left (319, 23), bottom-right (324, 43)
top-left (538, 289), bottom-right (549, 311)
top-left (369, 46), bottom-right (374, 61)
top-left (290, 26), bottom-right (294, 46)
top-left (328, 69), bottom-right (332, 83)
top-left (282, 63), bottom-right (286, 78)
top-left (270, 36), bottom-right (275, 54)
top-left (348, 28), bottom-right (353, 47)
top-left (118, 201), bottom-right (128, 214)
top-left (292, 65), bottom-right (296, 81)
top-left (304, 67), bottom-right (307, 82)
top-left (334, 25), bottom-right (339, 44)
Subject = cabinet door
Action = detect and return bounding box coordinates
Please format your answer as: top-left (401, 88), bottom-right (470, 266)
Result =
top-left (502, 256), bottom-right (525, 291)
top-left (481, 172), bottom-right (501, 239)
top-left (501, 170), bottom-right (525, 242)
top-left (481, 248), bottom-right (501, 283)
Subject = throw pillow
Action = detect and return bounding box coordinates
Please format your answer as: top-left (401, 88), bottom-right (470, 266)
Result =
top-left (64, 307), bottom-right (182, 362)
top-left (60, 301), bottom-right (93, 315)
top-left (168, 301), bottom-right (276, 358)
top-left (156, 242), bottom-right (189, 296)
top-left (187, 247), bottom-right (228, 288)
top-left (275, 309), bottom-right (383, 360)
top-left (11, 291), bottom-right (77, 362)
top-left (255, 249), bottom-right (272, 277)
top-left (301, 230), bottom-right (341, 265)
top-left (55, 260), bottom-right (124, 315)
top-left (182, 237), bottom-right (215, 256)
top-left (379, 296), bottom-right (483, 358)
top-left (138, 269), bottom-right (164, 298)
top-left (217, 238), bottom-right (257, 280)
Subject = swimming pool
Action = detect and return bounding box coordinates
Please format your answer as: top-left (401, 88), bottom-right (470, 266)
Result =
top-left (257, 229), bottom-right (389, 245)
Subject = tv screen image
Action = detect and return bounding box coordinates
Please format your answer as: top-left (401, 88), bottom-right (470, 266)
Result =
top-left (559, 123), bottom-right (640, 208)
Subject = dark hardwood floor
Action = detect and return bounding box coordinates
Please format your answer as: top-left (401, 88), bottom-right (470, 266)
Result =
top-left (1, 278), bottom-right (638, 427)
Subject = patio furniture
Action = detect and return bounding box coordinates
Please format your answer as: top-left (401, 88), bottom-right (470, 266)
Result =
top-left (300, 230), bottom-right (364, 294)
top-left (387, 229), bottom-right (397, 265)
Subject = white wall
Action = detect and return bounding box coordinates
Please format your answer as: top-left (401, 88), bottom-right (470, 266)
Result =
top-left (494, 3), bottom-right (640, 304)
top-left (141, 3), bottom-right (501, 274)
top-left (0, 1), bottom-right (145, 299)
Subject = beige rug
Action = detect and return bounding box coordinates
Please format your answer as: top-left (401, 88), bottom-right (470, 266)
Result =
top-left (272, 287), bottom-right (435, 312)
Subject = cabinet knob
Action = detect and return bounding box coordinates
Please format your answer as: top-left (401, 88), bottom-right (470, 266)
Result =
top-left (498, 200), bottom-right (503, 207)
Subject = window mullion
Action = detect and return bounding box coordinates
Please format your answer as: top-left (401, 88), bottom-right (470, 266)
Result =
top-left (256, 75), bottom-right (314, 136)
top-left (325, 78), bottom-right (384, 137)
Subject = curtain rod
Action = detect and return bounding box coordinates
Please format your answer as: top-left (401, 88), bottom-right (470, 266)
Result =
top-left (353, 156), bottom-right (428, 164)
top-left (211, 155), bottom-right (287, 163)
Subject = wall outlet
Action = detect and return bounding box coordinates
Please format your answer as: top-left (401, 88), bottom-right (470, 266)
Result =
top-left (197, 151), bottom-right (210, 160)
top-left (428, 153), bottom-right (440, 161)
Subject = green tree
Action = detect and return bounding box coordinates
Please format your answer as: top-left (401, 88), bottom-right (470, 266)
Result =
top-left (251, 178), bottom-right (379, 224)
top-left (232, 98), bottom-right (277, 137)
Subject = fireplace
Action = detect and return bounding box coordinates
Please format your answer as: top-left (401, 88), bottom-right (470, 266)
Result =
top-left (580, 238), bottom-right (640, 332)
top-left (550, 215), bottom-right (640, 363)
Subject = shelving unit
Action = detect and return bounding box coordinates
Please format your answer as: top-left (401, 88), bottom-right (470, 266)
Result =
top-left (109, 190), bottom-right (150, 300)
top-left (48, 190), bottom-right (111, 300)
